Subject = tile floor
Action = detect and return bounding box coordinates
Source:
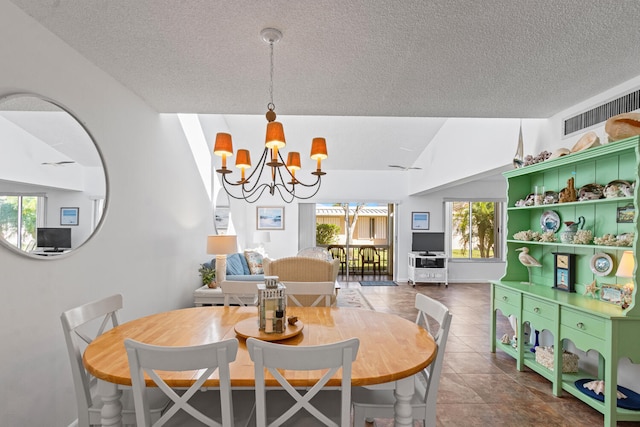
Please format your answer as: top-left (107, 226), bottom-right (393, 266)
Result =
top-left (340, 279), bottom-right (640, 427)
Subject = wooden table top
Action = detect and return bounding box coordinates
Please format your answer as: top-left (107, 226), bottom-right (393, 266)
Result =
top-left (83, 306), bottom-right (437, 388)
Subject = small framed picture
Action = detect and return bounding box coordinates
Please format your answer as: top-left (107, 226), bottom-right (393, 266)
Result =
top-left (616, 204), bottom-right (635, 223)
top-left (214, 206), bottom-right (230, 233)
top-left (60, 207), bottom-right (79, 226)
top-left (257, 206), bottom-right (284, 230)
top-left (411, 212), bottom-right (430, 230)
top-left (553, 252), bottom-right (575, 292)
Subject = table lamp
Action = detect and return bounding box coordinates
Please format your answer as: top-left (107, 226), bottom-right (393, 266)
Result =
top-left (253, 231), bottom-right (271, 256)
top-left (207, 235), bottom-right (238, 286)
top-left (616, 250), bottom-right (635, 291)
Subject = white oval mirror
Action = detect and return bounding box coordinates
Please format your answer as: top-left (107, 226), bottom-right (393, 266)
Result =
top-left (0, 93), bottom-right (108, 258)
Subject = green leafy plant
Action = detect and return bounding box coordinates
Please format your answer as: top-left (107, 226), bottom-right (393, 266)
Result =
top-left (316, 223), bottom-right (340, 245)
top-left (198, 264), bottom-right (216, 286)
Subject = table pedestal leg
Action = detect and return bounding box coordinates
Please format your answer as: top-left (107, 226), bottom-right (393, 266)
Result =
top-left (97, 380), bottom-right (123, 427)
top-left (394, 376), bottom-right (414, 427)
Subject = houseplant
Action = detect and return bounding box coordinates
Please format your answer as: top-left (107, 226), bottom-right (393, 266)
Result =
top-left (198, 264), bottom-right (216, 288)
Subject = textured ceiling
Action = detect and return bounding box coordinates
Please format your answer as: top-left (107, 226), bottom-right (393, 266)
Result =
top-left (9, 0), bottom-right (640, 171)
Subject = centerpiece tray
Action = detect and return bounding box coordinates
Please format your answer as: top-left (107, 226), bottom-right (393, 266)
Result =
top-left (234, 316), bottom-right (304, 341)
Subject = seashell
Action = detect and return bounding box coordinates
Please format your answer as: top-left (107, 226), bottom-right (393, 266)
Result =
top-left (604, 180), bottom-right (633, 198)
top-left (582, 380), bottom-right (627, 399)
top-left (548, 148), bottom-right (571, 160)
top-left (605, 112), bottom-right (640, 142)
top-left (287, 316), bottom-right (298, 325)
top-left (571, 131), bottom-right (600, 153)
top-left (578, 183), bottom-right (604, 201)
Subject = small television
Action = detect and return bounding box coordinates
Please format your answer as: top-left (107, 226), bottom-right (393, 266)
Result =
top-left (412, 232), bottom-right (445, 254)
top-left (37, 228), bottom-right (72, 252)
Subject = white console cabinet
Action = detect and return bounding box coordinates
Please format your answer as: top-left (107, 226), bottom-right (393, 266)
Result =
top-left (408, 252), bottom-right (448, 287)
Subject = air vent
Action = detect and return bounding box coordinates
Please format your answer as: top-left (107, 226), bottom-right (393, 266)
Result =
top-left (564, 89), bottom-right (640, 136)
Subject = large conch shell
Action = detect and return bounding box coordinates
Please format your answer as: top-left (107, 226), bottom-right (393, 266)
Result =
top-left (605, 113), bottom-right (640, 142)
top-left (582, 380), bottom-right (627, 399)
top-left (571, 131), bottom-right (600, 153)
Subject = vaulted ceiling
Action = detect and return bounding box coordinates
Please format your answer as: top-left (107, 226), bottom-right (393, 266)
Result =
top-left (10, 0), bottom-right (640, 171)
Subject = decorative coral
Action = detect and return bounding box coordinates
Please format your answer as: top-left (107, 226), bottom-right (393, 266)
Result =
top-left (573, 230), bottom-right (593, 245)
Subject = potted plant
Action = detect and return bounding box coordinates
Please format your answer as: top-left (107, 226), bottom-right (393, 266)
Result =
top-left (198, 264), bottom-right (216, 288)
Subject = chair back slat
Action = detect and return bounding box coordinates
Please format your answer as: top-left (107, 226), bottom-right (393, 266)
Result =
top-left (125, 338), bottom-right (239, 427)
top-left (248, 337), bottom-right (359, 427)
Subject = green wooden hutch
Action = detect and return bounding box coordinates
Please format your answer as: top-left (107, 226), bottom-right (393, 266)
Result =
top-left (490, 136), bottom-right (640, 426)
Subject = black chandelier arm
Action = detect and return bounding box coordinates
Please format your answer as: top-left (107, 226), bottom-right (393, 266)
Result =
top-left (220, 178), bottom-right (272, 203)
top-left (274, 150), bottom-right (323, 188)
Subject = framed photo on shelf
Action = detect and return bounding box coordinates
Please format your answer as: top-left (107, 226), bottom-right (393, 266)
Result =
top-left (411, 212), bottom-right (430, 230)
top-left (60, 207), bottom-right (79, 226)
top-left (257, 206), bottom-right (284, 230)
top-left (616, 204), bottom-right (635, 223)
top-left (553, 252), bottom-right (575, 292)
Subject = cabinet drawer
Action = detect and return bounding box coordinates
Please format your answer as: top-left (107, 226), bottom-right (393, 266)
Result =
top-left (560, 307), bottom-right (606, 338)
top-left (523, 296), bottom-right (557, 321)
top-left (494, 287), bottom-right (521, 309)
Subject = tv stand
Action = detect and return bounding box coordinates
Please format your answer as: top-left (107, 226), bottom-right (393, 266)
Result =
top-left (408, 252), bottom-right (448, 287)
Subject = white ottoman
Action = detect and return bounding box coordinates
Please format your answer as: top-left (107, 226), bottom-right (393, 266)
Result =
top-left (193, 285), bottom-right (257, 306)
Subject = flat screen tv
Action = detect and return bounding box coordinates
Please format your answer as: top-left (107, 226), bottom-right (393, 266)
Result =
top-left (36, 228), bottom-right (71, 251)
top-left (412, 232), bottom-right (445, 253)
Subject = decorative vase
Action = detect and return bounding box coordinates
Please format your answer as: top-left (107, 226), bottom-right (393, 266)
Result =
top-left (560, 216), bottom-right (585, 243)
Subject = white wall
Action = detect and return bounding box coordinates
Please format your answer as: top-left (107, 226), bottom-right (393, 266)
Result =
top-left (0, 2), bottom-right (212, 425)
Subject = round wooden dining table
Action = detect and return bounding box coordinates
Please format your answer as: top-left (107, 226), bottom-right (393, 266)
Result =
top-left (84, 306), bottom-right (436, 427)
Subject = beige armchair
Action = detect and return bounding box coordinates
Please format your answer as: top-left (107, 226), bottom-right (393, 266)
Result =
top-left (263, 256), bottom-right (340, 306)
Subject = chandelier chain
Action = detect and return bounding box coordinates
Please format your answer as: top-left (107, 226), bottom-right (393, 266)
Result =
top-left (269, 40), bottom-right (274, 109)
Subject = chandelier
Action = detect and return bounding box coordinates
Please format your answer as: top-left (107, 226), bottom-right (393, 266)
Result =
top-left (213, 28), bottom-right (327, 204)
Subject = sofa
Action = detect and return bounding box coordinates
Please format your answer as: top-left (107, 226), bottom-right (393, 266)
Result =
top-left (193, 251), bottom-right (265, 306)
top-left (193, 252), bottom-right (340, 306)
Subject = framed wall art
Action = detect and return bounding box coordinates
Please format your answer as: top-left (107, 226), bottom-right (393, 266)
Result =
top-left (257, 206), bottom-right (284, 230)
top-left (553, 252), bottom-right (575, 292)
top-left (60, 207), bottom-right (79, 226)
top-left (411, 212), bottom-right (430, 230)
top-left (616, 204), bottom-right (635, 223)
top-left (214, 206), bottom-right (230, 234)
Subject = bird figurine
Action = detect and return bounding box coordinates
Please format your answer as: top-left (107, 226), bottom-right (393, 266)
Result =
top-left (516, 247), bottom-right (541, 284)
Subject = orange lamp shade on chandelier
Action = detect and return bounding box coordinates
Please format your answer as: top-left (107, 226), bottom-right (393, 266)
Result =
top-left (212, 28), bottom-right (327, 204)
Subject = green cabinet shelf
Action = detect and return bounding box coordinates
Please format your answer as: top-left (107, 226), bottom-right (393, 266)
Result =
top-left (491, 136), bottom-right (640, 427)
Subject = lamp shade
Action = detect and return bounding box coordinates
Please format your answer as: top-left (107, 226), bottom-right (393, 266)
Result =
top-left (265, 121), bottom-right (286, 149)
top-left (310, 137), bottom-right (328, 160)
top-left (616, 250), bottom-right (635, 278)
top-left (235, 149), bottom-right (252, 169)
top-left (207, 235), bottom-right (237, 255)
top-left (213, 133), bottom-right (234, 157)
top-left (286, 152), bottom-right (301, 171)
top-left (253, 231), bottom-right (271, 244)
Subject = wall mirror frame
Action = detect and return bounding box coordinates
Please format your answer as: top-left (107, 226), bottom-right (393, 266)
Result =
top-left (0, 92), bottom-right (109, 259)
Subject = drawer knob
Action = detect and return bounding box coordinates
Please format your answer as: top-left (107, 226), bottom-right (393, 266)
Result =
top-left (502, 296), bottom-right (508, 301)
top-left (577, 322), bottom-right (585, 329)
top-left (534, 307), bottom-right (540, 313)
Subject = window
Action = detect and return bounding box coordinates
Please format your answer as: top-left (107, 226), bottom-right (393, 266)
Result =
top-left (0, 194), bottom-right (46, 251)
top-left (446, 200), bottom-right (503, 260)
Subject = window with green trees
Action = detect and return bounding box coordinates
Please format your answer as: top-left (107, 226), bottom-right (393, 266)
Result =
top-left (447, 200), bottom-right (503, 259)
top-left (0, 195), bottom-right (43, 251)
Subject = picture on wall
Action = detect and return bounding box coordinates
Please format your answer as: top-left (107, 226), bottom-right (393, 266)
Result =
top-left (617, 204), bottom-right (635, 223)
top-left (60, 207), bottom-right (79, 226)
top-left (215, 206), bottom-right (230, 234)
top-left (257, 206), bottom-right (284, 230)
top-left (411, 212), bottom-right (430, 230)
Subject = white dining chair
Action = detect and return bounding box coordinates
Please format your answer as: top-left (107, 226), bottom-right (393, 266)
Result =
top-left (220, 281), bottom-right (259, 306)
top-left (247, 336), bottom-right (360, 427)
top-left (125, 337), bottom-right (255, 427)
top-left (282, 281), bottom-right (336, 307)
top-left (60, 294), bottom-right (169, 427)
top-left (351, 293), bottom-right (452, 426)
